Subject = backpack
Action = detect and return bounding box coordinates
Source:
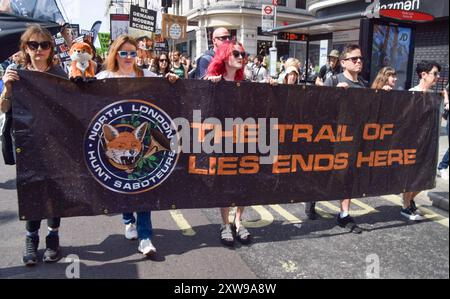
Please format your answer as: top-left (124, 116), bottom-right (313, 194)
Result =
top-left (330, 74), bottom-right (368, 88)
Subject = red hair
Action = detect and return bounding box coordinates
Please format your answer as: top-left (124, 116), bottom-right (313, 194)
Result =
top-left (206, 41), bottom-right (246, 82)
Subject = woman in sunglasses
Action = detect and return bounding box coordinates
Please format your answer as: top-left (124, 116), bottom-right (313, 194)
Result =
top-left (1, 24), bottom-right (68, 266)
top-left (96, 35), bottom-right (177, 257)
top-left (205, 41), bottom-right (252, 247)
top-left (97, 35), bottom-right (176, 82)
top-left (151, 52), bottom-right (179, 80)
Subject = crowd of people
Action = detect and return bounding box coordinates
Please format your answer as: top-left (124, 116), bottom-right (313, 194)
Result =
top-left (0, 25), bottom-right (448, 266)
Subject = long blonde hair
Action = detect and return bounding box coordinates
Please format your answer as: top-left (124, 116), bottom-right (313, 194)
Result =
top-left (105, 35), bottom-right (143, 77)
top-left (20, 24), bottom-right (55, 67)
top-left (371, 67), bottom-right (397, 90)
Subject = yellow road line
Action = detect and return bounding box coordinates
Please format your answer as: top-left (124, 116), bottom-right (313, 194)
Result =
top-left (381, 195), bottom-right (449, 228)
top-left (269, 205), bottom-right (302, 224)
top-left (351, 199), bottom-right (379, 215)
top-left (243, 206), bottom-right (274, 228)
top-left (319, 201), bottom-right (341, 213)
top-left (315, 206), bottom-right (334, 218)
top-left (317, 199), bottom-right (377, 216)
top-left (169, 210), bottom-right (196, 236)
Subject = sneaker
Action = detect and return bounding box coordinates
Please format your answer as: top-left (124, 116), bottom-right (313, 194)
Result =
top-left (410, 200), bottom-right (424, 217)
top-left (336, 215), bottom-right (363, 234)
top-left (138, 239), bottom-right (157, 257)
top-left (23, 236), bottom-right (39, 266)
top-left (125, 223), bottom-right (138, 240)
top-left (438, 168), bottom-right (449, 180)
top-left (43, 235), bottom-right (61, 263)
top-left (401, 207), bottom-right (425, 221)
top-left (305, 202), bottom-right (317, 220)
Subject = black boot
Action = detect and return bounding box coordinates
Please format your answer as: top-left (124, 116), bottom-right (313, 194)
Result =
top-left (23, 236), bottom-right (39, 266)
top-left (43, 234), bottom-right (61, 263)
top-left (305, 202), bottom-right (317, 220)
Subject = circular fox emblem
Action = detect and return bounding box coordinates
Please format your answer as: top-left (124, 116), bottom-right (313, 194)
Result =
top-left (84, 100), bottom-right (179, 194)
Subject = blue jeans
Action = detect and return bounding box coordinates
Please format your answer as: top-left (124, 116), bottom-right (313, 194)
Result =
top-left (438, 121), bottom-right (449, 170)
top-left (122, 212), bottom-right (152, 240)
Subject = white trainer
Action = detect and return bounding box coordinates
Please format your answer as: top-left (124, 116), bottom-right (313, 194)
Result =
top-left (125, 223), bottom-right (138, 240)
top-left (438, 168), bottom-right (449, 180)
top-left (138, 239), bottom-right (157, 256)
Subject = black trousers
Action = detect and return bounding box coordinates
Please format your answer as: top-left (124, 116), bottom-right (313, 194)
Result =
top-left (26, 218), bottom-right (61, 233)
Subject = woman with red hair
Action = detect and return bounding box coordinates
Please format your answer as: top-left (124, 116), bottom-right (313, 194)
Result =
top-left (205, 40), bottom-right (246, 83)
top-left (205, 41), bottom-right (252, 247)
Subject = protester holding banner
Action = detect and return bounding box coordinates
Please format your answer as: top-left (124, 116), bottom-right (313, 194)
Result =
top-left (96, 35), bottom-right (178, 256)
top-left (371, 66), bottom-right (398, 90)
top-left (321, 44), bottom-right (367, 234)
top-left (0, 24), bottom-right (68, 266)
top-left (194, 27), bottom-right (230, 79)
top-left (402, 60), bottom-right (448, 220)
top-left (152, 52), bottom-right (178, 80)
top-left (205, 40), bottom-right (252, 246)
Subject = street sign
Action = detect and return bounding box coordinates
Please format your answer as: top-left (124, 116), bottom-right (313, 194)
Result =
top-left (262, 5), bottom-right (275, 32)
top-left (264, 6), bottom-right (273, 15)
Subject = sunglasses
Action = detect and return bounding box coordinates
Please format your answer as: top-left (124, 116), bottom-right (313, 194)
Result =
top-left (27, 41), bottom-right (52, 51)
top-left (343, 56), bottom-right (364, 63)
top-left (215, 36), bottom-right (231, 41)
top-left (159, 59), bottom-right (169, 63)
top-left (118, 51), bottom-right (138, 58)
top-left (232, 50), bottom-right (246, 59)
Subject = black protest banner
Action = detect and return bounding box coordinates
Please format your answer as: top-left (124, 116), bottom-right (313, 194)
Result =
top-left (13, 71), bottom-right (440, 220)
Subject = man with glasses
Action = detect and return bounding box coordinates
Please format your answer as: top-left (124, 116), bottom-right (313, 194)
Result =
top-left (193, 27), bottom-right (230, 79)
top-left (320, 44), bottom-right (367, 234)
top-left (324, 44), bottom-right (367, 89)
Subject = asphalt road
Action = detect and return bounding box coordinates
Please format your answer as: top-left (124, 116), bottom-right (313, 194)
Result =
top-left (0, 127), bottom-right (448, 279)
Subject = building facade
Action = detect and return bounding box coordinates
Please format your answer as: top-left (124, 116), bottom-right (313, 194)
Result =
top-left (306, 0), bottom-right (449, 90)
top-left (168, 0), bottom-right (314, 60)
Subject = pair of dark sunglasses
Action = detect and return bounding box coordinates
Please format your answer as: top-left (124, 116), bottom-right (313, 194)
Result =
top-left (27, 41), bottom-right (52, 51)
top-left (232, 50), bottom-right (246, 59)
top-left (215, 36), bottom-right (231, 41)
top-left (159, 59), bottom-right (169, 63)
top-left (343, 56), bottom-right (364, 63)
